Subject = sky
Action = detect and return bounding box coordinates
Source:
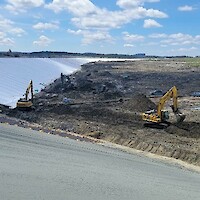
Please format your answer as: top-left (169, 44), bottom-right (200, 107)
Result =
top-left (0, 0), bottom-right (200, 56)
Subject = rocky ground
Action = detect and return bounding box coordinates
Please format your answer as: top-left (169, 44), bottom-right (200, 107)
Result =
top-left (1, 59), bottom-right (200, 166)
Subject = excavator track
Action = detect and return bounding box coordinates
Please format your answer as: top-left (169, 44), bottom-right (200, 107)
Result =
top-left (143, 122), bottom-right (170, 129)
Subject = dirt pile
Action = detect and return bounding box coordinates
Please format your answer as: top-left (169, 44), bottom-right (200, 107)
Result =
top-left (0, 104), bottom-right (10, 114)
top-left (121, 94), bottom-right (156, 112)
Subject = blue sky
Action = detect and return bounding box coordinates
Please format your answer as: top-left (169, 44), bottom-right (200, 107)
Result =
top-left (0, 0), bottom-right (200, 56)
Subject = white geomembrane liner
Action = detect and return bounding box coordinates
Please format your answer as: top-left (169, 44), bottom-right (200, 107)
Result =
top-left (0, 57), bottom-right (129, 107)
top-left (0, 57), bottom-right (94, 107)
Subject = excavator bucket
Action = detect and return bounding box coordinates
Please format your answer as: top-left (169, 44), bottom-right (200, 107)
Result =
top-left (175, 111), bottom-right (186, 123)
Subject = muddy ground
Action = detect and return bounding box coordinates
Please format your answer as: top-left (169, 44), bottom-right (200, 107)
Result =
top-left (2, 59), bottom-right (200, 166)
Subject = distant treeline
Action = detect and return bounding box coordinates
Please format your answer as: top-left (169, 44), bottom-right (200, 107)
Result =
top-left (0, 50), bottom-right (193, 59)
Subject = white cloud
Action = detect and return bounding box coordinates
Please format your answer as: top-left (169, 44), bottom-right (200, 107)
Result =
top-left (195, 35), bottom-right (200, 40)
top-left (44, 0), bottom-right (167, 46)
top-left (0, 16), bottom-right (24, 46)
top-left (190, 47), bottom-right (198, 50)
top-left (146, 33), bottom-right (200, 55)
top-left (70, 8), bottom-right (167, 31)
top-left (169, 33), bottom-right (192, 40)
top-left (70, 10), bottom-right (128, 29)
top-left (117, 0), bottom-right (145, 9)
top-left (140, 7), bottom-right (167, 18)
top-left (0, 32), bottom-right (15, 46)
top-left (116, 0), bottom-right (160, 9)
top-left (143, 19), bottom-right (162, 28)
top-left (171, 47), bottom-right (198, 53)
top-left (67, 29), bottom-right (82, 35)
top-left (7, 0), bottom-right (44, 7)
top-left (76, 7), bottom-right (166, 29)
top-left (0, 17), bottom-right (14, 30)
top-left (178, 5), bottom-right (194, 11)
top-left (46, 0), bottom-right (167, 31)
top-left (5, 0), bottom-right (44, 13)
top-left (67, 29), bottom-right (113, 45)
top-left (0, 38), bottom-right (15, 46)
top-left (156, 33), bottom-right (200, 46)
top-left (33, 35), bottom-right (53, 46)
top-left (82, 31), bottom-right (113, 45)
top-left (33, 22), bottom-right (59, 30)
top-left (45, 0), bottom-right (97, 16)
top-left (146, 42), bottom-right (157, 46)
top-left (0, 15), bottom-right (26, 36)
top-left (149, 33), bottom-right (167, 38)
top-left (148, 0), bottom-right (160, 2)
top-left (10, 27), bottom-right (26, 36)
top-left (124, 44), bottom-right (134, 47)
top-left (123, 32), bottom-right (145, 42)
top-left (0, 32), bottom-right (6, 38)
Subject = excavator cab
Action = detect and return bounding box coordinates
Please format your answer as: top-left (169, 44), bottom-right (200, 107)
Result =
top-left (16, 80), bottom-right (33, 110)
top-left (161, 110), bottom-right (169, 121)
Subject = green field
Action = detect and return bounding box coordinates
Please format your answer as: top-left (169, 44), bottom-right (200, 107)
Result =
top-left (184, 57), bottom-right (200, 67)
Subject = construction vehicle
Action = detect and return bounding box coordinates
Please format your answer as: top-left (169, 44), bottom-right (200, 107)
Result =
top-left (142, 86), bottom-right (185, 127)
top-left (16, 80), bottom-right (33, 110)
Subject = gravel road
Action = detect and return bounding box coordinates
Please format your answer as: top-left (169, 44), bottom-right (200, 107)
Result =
top-left (0, 124), bottom-right (200, 200)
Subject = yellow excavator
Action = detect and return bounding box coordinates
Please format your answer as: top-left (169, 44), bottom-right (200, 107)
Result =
top-left (16, 80), bottom-right (33, 110)
top-left (142, 86), bottom-right (185, 127)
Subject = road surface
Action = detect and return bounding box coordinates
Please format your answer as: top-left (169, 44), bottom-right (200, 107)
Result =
top-left (0, 123), bottom-right (200, 200)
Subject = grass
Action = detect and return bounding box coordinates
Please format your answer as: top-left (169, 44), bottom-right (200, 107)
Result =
top-left (183, 57), bottom-right (200, 67)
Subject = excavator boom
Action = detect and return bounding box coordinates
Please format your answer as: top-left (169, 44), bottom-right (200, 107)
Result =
top-left (25, 80), bottom-right (33, 101)
top-left (157, 86), bottom-right (178, 117)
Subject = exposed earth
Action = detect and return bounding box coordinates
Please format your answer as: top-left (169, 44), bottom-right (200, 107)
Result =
top-left (1, 59), bottom-right (200, 166)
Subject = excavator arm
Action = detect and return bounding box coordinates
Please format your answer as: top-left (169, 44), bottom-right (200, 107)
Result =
top-left (157, 86), bottom-right (178, 117)
top-left (25, 80), bottom-right (33, 101)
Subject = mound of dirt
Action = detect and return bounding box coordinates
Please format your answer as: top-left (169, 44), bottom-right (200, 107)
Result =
top-left (122, 94), bottom-right (156, 112)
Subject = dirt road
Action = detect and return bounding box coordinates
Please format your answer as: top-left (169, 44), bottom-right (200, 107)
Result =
top-left (1, 123), bottom-right (200, 200)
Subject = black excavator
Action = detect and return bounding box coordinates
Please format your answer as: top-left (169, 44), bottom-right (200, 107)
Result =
top-left (16, 80), bottom-right (33, 110)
